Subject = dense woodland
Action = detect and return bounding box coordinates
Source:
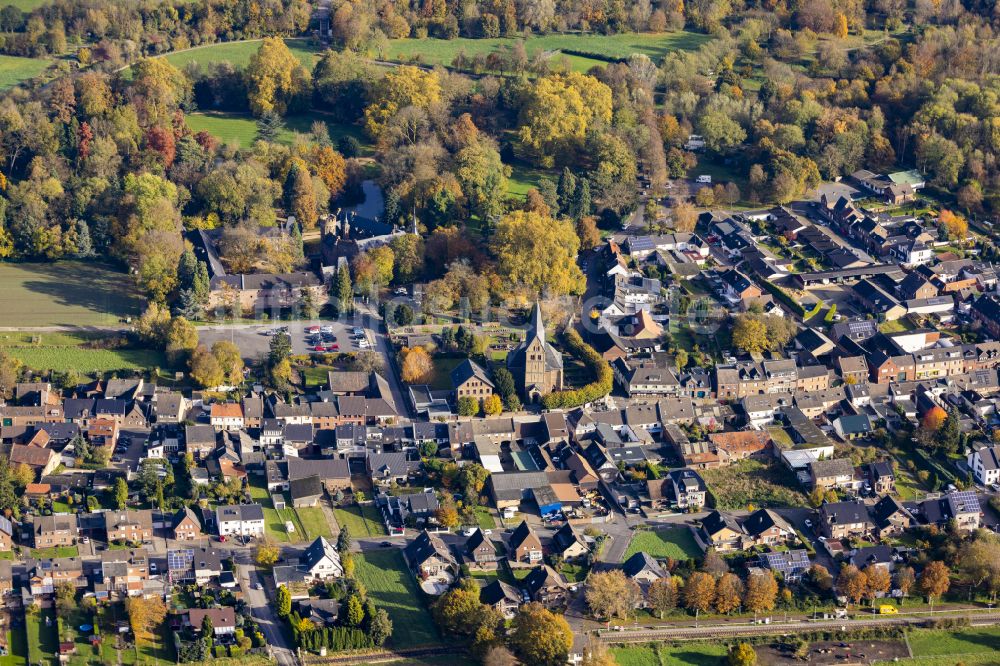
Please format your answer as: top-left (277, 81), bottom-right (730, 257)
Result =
top-left (1, 0), bottom-right (1000, 311)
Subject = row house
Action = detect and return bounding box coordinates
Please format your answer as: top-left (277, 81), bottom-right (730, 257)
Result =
top-left (97, 549), bottom-right (149, 598)
top-left (104, 510), bottom-right (154, 544)
top-left (0, 404), bottom-right (64, 428)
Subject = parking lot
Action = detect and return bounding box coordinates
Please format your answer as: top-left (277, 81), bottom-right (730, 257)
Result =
top-left (198, 318), bottom-right (377, 361)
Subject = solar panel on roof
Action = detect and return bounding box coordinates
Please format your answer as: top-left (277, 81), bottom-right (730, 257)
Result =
top-left (167, 549), bottom-right (194, 571)
top-left (949, 490), bottom-right (980, 512)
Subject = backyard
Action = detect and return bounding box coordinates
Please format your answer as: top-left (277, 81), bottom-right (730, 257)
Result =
top-left (623, 526), bottom-right (702, 561)
top-left (612, 643), bottom-right (729, 666)
top-left (354, 550), bottom-right (440, 649)
top-left (0, 261), bottom-right (144, 328)
top-left (701, 458), bottom-right (808, 511)
top-left (333, 504), bottom-right (388, 537)
top-left (0, 624), bottom-right (27, 666)
top-left (247, 480), bottom-right (306, 543)
top-left (294, 506), bottom-right (333, 540)
top-left (25, 609), bottom-right (57, 666)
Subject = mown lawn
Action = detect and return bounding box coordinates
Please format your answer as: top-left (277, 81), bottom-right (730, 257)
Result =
top-left (334, 504), bottom-right (387, 537)
top-left (162, 38), bottom-right (321, 72)
top-left (185, 110), bottom-right (369, 151)
top-left (0, 54), bottom-right (49, 89)
top-left (623, 527), bottom-right (702, 561)
top-left (247, 480), bottom-right (304, 543)
top-left (354, 550), bottom-right (440, 649)
top-left (383, 31), bottom-right (711, 72)
top-left (0, 261), bottom-right (144, 327)
top-left (295, 506), bottom-right (333, 540)
top-left (26, 609), bottom-right (57, 666)
top-left (425, 356), bottom-right (464, 391)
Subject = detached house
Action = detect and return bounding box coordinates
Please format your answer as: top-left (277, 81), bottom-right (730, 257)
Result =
top-left (480, 579), bottom-right (521, 619)
top-left (523, 565), bottom-right (568, 607)
top-left (669, 468), bottom-right (707, 509)
top-left (184, 608), bottom-right (236, 637)
top-left (451, 359), bottom-right (495, 401)
top-left (403, 530), bottom-right (458, 582)
top-left (509, 520), bottom-right (543, 564)
top-left (171, 507), bottom-right (202, 541)
top-left (464, 529), bottom-right (499, 570)
top-left (551, 523), bottom-right (588, 562)
top-left (968, 444), bottom-right (1000, 486)
top-left (298, 536), bottom-right (344, 580)
top-left (215, 504), bottom-right (265, 537)
top-left (809, 458), bottom-right (861, 491)
top-left (699, 511), bottom-right (748, 552)
top-left (743, 509), bottom-right (794, 547)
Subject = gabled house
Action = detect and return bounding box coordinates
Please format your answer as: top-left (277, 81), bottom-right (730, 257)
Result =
top-left (480, 579), bottom-right (521, 619)
top-left (809, 458), bottom-right (861, 491)
top-left (32, 514), bottom-right (78, 548)
top-left (0, 515), bottom-right (13, 551)
top-left (551, 523), bottom-right (588, 562)
top-left (669, 468), bottom-right (707, 509)
top-left (869, 495), bottom-right (913, 538)
top-left (171, 507), bottom-right (202, 541)
top-left (403, 530), bottom-right (458, 582)
top-left (819, 501), bottom-right (873, 540)
top-left (621, 551), bottom-right (666, 594)
top-left (464, 529), bottom-right (498, 570)
top-left (743, 509), bottom-right (794, 547)
top-left (298, 536), bottom-right (343, 580)
top-left (184, 608), bottom-right (236, 636)
top-left (289, 475), bottom-right (323, 508)
top-left (215, 504), bottom-right (265, 537)
top-left (451, 359), bottom-right (495, 401)
top-left (509, 520), bottom-right (543, 564)
top-left (522, 564), bottom-right (568, 607)
top-left (866, 462), bottom-right (896, 495)
top-left (699, 511), bottom-right (747, 552)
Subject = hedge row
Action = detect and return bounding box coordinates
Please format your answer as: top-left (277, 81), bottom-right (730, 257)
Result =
top-left (804, 301), bottom-right (824, 320)
top-left (292, 623), bottom-right (372, 652)
top-left (541, 328), bottom-right (613, 409)
top-left (761, 280), bottom-right (806, 317)
top-left (824, 303), bottom-right (838, 322)
top-left (558, 48), bottom-right (624, 63)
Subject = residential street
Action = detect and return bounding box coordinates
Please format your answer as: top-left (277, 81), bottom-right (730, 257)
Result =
top-left (234, 550), bottom-right (298, 666)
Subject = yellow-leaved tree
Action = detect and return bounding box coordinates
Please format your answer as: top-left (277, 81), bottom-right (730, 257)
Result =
top-left (491, 210), bottom-right (585, 297)
top-left (246, 37), bottom-right (311, 116)
top-left (364, 66), bottom-right (441, 138)
top-left (517, 72), bottom-right (612, 167)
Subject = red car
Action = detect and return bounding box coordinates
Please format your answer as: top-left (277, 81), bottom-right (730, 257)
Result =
top-left (327, 343), bottom-right (340, 351)
top-left (305, 326), bottom-right (321, 334)
top-left (312, 345), bottom-right (326, 352)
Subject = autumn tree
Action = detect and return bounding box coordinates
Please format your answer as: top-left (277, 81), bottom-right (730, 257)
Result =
top-left (715, 573), bottom-right (744, 614)
top-left (364, 66), bottom-right (441, 138)
top-left (918, 561), bottom-right (950, 609)
top-left (895, 566), bottom-right (915, 605)
top-left (585, 570), bottom-right (643, 621)
top-left (742, 571), bottom-right (778, 614)
top-left (647, 577), bottom-right (678, 618)
top-left (837, 564), bottom-right (868, 607)
top-left (938, 209), bottom-right (968, 241)
top-left (517, 72), bottom-right (613, 167)
top-left (683, 571), bottom-right (716, 616)
top-left (114, 477), bottom-right (129, 510)
top-left (864, 564), bottom-right (891, 605)
top-left (400, 346), bottom-right (433, 383)
top-left (309, 144), bottom-right (347, 199)
top-left (732, 315), bottom-right (769, 355)
top-left (255, 538), bottom-right (280, 568)
top-left (509, 603), bottom-right (573, 666)
top-left (922, 406), bottom-right (947, 431)
top-left (246, 37), bottom-right (311, 117)
top-left (581, 638), bottom-right (617, 666)
top-left (729, 642), bottom-right (757, 666)
top-left (482, 394), bottom-right (503, 416)
top-left (125, 596), bottom-right (167, 641)
top-left (492, 210), bottom-right (585, 296)
top-left (189, 345), bottom-right (225, 389)
top-left (211, 341), bottom-right (244, 386)
top-left (958, 533), bottom-right (1000, 602)
top-left (285, 159), bottom-right (318, 230)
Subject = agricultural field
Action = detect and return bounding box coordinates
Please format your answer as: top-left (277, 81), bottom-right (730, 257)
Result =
top-left (623, 527), bottom-right (702, 561)
top-left (612, 643), bottom-right (729, 666)
top-left (333, 504), bottom-right (387, 537)
top-left (185, 111), bottom-right (369, 151)
top-left (0, 54), bottom-right (49, 89)
top-left (701, 458), bottom-right (808, 511)
top-left (0, 331), bottom-right (164, 375)
top-left (354, 549), bottom-right (440, 649)
top-left (904, 626), bottom-right (1000, 660)
top-left (162, 38), bottom-right (321, 72)
top-left (0, 261), bottom-right (144, 328)
top-left (383, 31), bottom-right (712, 72)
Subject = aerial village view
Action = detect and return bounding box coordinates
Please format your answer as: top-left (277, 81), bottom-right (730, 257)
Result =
top-left (1, 0), bottom-right (1000, 665)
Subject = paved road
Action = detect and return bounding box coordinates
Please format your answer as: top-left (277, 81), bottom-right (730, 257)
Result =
top-left (234, 550), bottom-right (298, 666)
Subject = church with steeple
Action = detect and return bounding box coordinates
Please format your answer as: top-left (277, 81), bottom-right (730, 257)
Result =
top-left (506, 303), bottom-right (564, 402)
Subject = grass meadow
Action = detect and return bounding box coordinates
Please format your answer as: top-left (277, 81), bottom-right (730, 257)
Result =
top-left (354, 549), bottom-right (440, 648)
top-left (623, 527), bottom-right (702, 561)
top-left (0, 54), bottom-right (49, 89)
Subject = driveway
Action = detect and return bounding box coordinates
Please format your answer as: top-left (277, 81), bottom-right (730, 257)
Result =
top-left (235, 552), bottom-right (297, 666)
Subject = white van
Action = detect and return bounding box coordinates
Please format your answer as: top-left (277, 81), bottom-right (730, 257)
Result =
top-left (696, 175), bottom-right (712, 184)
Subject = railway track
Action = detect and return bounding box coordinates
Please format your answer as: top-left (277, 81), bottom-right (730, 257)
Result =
top-left (598, 610), bottom-right (1000, 643)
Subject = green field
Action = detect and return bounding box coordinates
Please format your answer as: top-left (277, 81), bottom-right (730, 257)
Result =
top-left (0, 261), bottom-right (144, 327)
top-left (1, 0), bottom-right (47, 11)
top-left (623, 527), bottom-right (702, 561)
top-left (355, 549), bottom-right (440, 649)
top-left (701, 458), bottom-right (808, 510)
top-left (162, 38), bottom-right (321, 72)
top-left (0, 54), bottom-right (49, 89)
top-left (186, 110), bottom-right (368, 150)
top-left (334, 504), bottom-right (388, 537)
top-left (384, 31), bottom-right (712, 72)
top-left (906, 627), bottom-right (1000, 658)
top-left (612, 643), bottom-right (729, 666)
top-left (294, 506), bottom-right (333, 540)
